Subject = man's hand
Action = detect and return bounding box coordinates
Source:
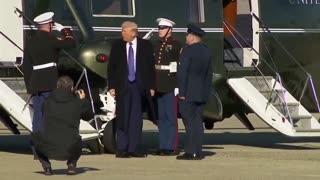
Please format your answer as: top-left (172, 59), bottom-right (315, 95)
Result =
top-left (178, 96), bottom-right (185, 100)
top-left (77, 89), bottom-right (86, 99)
top-left (54, 22), bottom-right (65, 32)
top-left (150, 89), bottom-right (155, 97)
top-left (109, 89), bottom-right (116, 97)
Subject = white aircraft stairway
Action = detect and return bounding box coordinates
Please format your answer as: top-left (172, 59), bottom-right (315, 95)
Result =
top-left (0, 78), bottom-right (100, 140)
top-left (228, 76), bottom-right (320, 137)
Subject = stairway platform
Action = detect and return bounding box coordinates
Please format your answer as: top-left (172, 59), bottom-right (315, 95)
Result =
top-left (295, 128), bottom-right (320, 133)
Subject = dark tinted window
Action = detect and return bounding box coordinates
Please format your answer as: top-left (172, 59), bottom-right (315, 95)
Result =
top-left (91, 0), bottom-right (135, 17)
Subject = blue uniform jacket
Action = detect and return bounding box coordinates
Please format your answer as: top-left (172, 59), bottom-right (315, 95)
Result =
top-left (177, 43), bottom-right (212, 103)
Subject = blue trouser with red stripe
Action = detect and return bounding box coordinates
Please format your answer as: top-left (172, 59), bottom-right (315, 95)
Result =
top-left (157, 92), bottom-right (178, 150)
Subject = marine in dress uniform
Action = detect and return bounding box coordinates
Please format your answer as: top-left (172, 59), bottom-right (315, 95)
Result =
top-left (154, 18), bottom-right (181, 155)
top-left (176, 24), bottom-right (213, 160)
top-left (21, 12), bottom-right (76, 132)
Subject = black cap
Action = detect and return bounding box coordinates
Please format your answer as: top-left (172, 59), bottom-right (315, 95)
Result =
top-left (187, 24), bottom-right (205, 37)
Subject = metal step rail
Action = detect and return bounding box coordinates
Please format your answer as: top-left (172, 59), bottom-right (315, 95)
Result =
top-left (224, 18), bottom-right (295, 128)
top-left (251, 12), bottom-right (320, 113)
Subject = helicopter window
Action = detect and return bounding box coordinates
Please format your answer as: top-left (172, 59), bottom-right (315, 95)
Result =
top-left (91, 0), bottom-right (135, 17)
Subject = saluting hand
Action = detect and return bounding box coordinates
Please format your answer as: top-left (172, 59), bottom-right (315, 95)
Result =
top-left (178, 96), bottom-right (185, 100)
top-left (109, 89), bottom-right (116, 97)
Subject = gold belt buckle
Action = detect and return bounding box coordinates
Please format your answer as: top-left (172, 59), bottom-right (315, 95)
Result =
top-left (155, 65), bottom-right (161, 70)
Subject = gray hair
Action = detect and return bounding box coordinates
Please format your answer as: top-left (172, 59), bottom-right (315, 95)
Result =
top-left (121, 21), bottom-right (138, 32)
top-left (57, 76), bottom-right (74, 89)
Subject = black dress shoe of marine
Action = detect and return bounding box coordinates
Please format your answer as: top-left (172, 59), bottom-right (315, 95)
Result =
top-left (44, 167), bottom-right (53, 176)
top-left (176, 153), bottom-right (204, 160)
top-left (154, 149), bottom-right (166, 155)
top-left (115, 151), bottom-right (130, 158)
top-left (163, 150), bottom-right (179, 156)
top-left (129, 152), bottom-right (148, 158)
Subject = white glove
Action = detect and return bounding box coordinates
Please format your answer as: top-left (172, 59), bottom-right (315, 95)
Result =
top-left (169, 62), bottom-right (177, 73)
top-left (174, 88), bottom-right (179, 96)
top-left (54, 22), bottom-right (65, 31)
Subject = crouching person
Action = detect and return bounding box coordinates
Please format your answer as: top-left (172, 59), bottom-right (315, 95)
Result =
top-left (31, 76), bottom-right (93, 175)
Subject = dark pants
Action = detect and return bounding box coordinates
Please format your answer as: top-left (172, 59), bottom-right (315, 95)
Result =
top-left (157, 92), bottom-right (178, 150)
top-left (116, 81), bottom-right (143, 153)
top-left (35, 148), bottom-right (81, 169)
top-left (179, 101), bottom-right (204, 154)
top-left (32, 92), bottom-right (50, 132)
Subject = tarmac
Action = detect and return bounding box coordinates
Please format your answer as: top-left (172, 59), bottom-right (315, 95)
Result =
top-left (1, 114), bottom-right (320, 180)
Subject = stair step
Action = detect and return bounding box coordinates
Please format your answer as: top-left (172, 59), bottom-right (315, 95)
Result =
top-left (290, 115), bottom-right (312, 120)
top-left (245, 76), bottom-right (274, 81)
top-left (246, 76), bottom-right (274, 91)
top-left (0, 77), bottom-right (24, 81)
top-left (0, 78), bottom-right (28, 101)
top-left (260, 90), bottom-right (283, 103)
top-left (295, 128), bottom-right (320, 132)
top-left (273, 102), bottom-right (299, 116)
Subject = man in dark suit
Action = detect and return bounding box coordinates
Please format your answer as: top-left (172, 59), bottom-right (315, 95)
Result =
top-left (176, 24), bottom-right (213, 160)
top-left (107, 21), bottom-right (156, 158)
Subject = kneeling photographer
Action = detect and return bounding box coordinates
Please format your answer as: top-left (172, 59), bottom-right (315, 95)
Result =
top-left (32, 76), bottom-right (93, 175)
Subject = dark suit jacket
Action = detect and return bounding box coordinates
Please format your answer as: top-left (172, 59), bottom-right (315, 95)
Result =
top-left (178, 43), bottom-right (212, 103)
top-left (107, 37), bottom-right (156, 128)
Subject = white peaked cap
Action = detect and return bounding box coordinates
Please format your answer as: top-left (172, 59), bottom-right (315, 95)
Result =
top-left (156, 18), bottom-right (175, 27)
top-left (33, 12), bottom-right (54, 24)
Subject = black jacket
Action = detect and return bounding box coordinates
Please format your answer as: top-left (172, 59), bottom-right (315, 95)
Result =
top-left (178, 43), bottom-right (213, 103)
top-left (32, 88), bottom-right (92, 160)
top-left (22, 31), bottom-right (75, 94)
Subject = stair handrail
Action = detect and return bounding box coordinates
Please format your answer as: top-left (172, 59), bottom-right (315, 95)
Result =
top-left (276, 73), bottom-right (293, 127)
top-left (14, 7), bottom-right (100, 134)
top-left (224, 19), bottom-right (280, 106)
top-left (251, 12), bottom-right (320, 113)
top-left (224, 17), bottom-right (297, 126)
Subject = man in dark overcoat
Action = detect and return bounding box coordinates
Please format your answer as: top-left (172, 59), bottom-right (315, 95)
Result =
top-left (107, 21), bottom-right (155, 158)
top-left (177, 24), bottom-right (213, 160)
top-left (32, 76), bottom-right (92, 175)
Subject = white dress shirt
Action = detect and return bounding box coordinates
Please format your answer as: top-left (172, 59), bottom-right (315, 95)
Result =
top-left (126, 37), bottom-right (137, 72)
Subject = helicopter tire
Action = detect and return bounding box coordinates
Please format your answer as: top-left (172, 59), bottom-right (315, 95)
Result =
top-left (102, 119), bottom-right (116, 154)
top-left (204, 121), bottom-right (214, 130)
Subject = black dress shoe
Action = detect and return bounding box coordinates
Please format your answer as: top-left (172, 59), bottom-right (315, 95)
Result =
top-left (176, 153), bottom-right (204, 160)
top-left (67, 165), bottom-right (76, 175)
top-left (129, 152), bottom-right (148, 158)
top-left (163, 150), bottom-right (179, 156)
top-left (44, 167), bottom-right (53, 175)
top-left (154, 149), bottom-right (166, 156)
top-left (115, 151), bottom-right (130, 158)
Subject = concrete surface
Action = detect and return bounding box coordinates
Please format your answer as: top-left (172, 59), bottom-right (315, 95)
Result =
top-left (1, 114), bottom-right (320, 180)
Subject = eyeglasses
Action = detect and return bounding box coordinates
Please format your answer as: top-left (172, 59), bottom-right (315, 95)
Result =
top-left (158, 26), bottom-right (170, 30)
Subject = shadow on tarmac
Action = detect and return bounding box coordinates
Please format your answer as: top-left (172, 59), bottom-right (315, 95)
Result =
top-left (1, 130), bottom-right (320, 155)
top-left (34, 167), bottom-right (100, 175)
